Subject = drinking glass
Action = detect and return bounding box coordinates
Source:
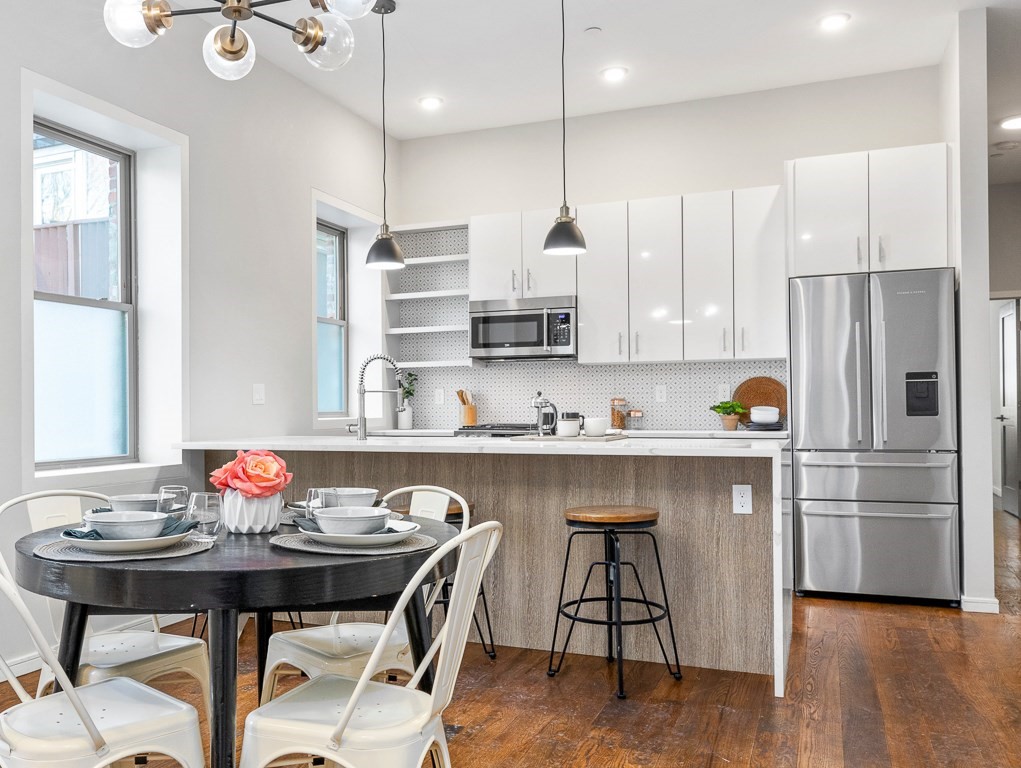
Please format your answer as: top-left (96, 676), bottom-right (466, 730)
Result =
top-left (158, 485), bottom-right (189, 517)
top-left (187, 492), bottom-right (222, 542)
top-left (305, 488), bottom-right (323, 519)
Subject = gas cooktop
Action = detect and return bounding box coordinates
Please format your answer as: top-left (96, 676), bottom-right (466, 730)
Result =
top-left (454, 423), bottom-right (538, 437)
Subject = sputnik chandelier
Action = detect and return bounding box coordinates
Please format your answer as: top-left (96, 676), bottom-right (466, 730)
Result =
top-left (103, 0), bottom-right (385, 81)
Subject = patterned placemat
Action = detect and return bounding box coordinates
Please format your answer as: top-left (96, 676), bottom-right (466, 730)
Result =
top-left (33, 539), bottom-right (215, 563)
top-left (270, 532), bottom-right (437, 557)
top-left (280, 509), bottom-right (304, 526)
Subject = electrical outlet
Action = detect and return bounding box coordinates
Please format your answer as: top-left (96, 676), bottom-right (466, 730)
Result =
top-left (717, 383), bottom-right (731, 402)
top-left (732, 484), bottom-right (752, 515)
top-left (433, 388), bottom-right (444, 405)
top-left (252, 383), bottom-right (265, 405)
top-left (655, 384), bottom-right (667, 403)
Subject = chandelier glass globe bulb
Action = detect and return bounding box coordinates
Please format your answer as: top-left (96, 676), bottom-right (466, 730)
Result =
top-left (305, 14), bottom-right (354, 71)
top-left (104, 0), bottom-right (158, 48)
top-left (202, 26), bottom-right (258, 81)
top-left (323, 0), bottom-right (374, 21)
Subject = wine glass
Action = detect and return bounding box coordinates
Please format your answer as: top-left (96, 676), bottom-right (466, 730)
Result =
top-left (305, 488), bottom-right (323, 519)
top-left (158, 485), bottom-right (189, 519)
top-left (187, 493), bottom-right (222, 542)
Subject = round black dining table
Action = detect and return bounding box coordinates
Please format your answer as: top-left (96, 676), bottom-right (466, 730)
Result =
top-left (15, 516), bottom-right (459, 768)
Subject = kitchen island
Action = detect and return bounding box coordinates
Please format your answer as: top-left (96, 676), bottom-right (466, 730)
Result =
top-left (178, 435), bottom-right (792, 696)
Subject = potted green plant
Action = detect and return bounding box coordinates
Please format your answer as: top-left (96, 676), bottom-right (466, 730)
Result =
top-left (397, 372), bottom-right (418, 430)
top-left (710, 400), bottom-right (747, 431)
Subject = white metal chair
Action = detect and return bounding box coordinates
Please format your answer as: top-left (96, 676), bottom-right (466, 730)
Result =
top-left (239, 520), bottom-right (503, 768)
top-left (0, 548), bottom-right (205, 768)
top-left (260, 486), bottom-right (470, 704)
top-left (0, 491), bottom-right (211, 715)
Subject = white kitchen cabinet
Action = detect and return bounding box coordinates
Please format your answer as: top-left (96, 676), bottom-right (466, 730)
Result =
top-left (792, 151), bottom-right (869, 276)
top-left (469, 212), bottom-right (522, 301)
top-left (576, 201), bottom-right (629, 364)
top-left (868, 143), bottom-right (949, 271)
top-left (683, 191), bottom-right (735, 360)
top-left (734, 186), bottom-right (787, 359)
top-left (627, 196), bottom-right (684, 361)
top-left (521, 208), bottom-right (577, 298)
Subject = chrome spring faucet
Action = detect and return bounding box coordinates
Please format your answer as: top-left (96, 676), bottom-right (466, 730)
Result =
top-left (348, 354), bottom-right (405, 440)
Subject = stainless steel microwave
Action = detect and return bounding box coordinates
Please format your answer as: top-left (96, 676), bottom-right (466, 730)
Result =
top-left (469, 296), bottom-right (577, 360)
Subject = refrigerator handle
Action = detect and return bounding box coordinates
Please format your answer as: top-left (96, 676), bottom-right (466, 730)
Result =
top-left (854, 321), bottom-right (863, 443)
top-left (880, 319), bottom-right (889, 444)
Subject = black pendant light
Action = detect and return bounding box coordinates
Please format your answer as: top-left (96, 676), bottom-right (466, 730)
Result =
top-left (543, 0), bottom-right (586, 256)
top-left (366, 2), bottom-right (405, 270)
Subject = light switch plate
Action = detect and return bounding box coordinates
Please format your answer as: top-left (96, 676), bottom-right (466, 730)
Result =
top-left (252, 383), bottom-right (265, 405)
top-left (655, 385), bottom-right (667, 403)
top-left (732, 484), bottom-right (752, 515)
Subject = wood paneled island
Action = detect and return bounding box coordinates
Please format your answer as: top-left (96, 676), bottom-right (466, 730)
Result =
top-left (180, 435), bottom-right (792, 696)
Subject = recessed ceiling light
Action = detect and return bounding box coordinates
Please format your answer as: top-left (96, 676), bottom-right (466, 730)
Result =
top-left (991, 153), bottom-right (1005, 159)
top-left (994, 141), bottom-right (1020, 151)
top-left (819, 13), bottom-right (851, 32)
top-left (417, 96), bottom-right (443, 111)
top-left (601, 66), bottom-right (629, 83)
top-left (584, 26), bottom-right (603, 34)
top-left (1002, 115), bottom-right (1021, 130)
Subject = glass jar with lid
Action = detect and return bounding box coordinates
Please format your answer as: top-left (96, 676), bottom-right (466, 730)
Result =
top-left (610, 397), bottom-right (628, 430)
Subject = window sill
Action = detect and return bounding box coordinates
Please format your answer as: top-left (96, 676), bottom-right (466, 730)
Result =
top-left (33, 460), bottom-right (190, 490)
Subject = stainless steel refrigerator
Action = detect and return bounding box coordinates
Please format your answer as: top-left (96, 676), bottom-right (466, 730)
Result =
top-left (790, 268), bottom-right (960, 601)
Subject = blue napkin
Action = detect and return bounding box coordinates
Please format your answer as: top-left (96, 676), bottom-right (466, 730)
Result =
top-left (293, 517), bottom-right (400, 535)
top-left (64, 518), bottom-right (199, 541)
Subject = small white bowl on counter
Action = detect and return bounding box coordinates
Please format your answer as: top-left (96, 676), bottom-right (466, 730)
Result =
top-left (313, 506), bottom-right (391, 535)
top-left (83, 510), bottom-right (167, 540)
top-left (749, 406), bottom-right (781, 425)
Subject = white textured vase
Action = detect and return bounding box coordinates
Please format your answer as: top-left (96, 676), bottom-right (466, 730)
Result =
top-left (222, 489), bottom-right (282, 534)
top-left (397, 404), bottom-right (413, 430)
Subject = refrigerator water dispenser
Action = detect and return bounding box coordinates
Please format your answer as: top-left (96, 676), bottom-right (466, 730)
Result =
top-left (905, 372), bottom-right (939, 417)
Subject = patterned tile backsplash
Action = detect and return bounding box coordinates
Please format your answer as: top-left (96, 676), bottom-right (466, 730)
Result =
top-left (404, 358), bottom-right (788, 431)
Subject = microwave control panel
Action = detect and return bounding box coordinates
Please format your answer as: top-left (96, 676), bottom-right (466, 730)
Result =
top-left (550, 313), bottom-right (572, 347)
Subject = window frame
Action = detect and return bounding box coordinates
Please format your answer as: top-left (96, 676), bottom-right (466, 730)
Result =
top-left (315, 220), bottom-right (348, 418)
top-left (32, 119), bottom-right (139, 469)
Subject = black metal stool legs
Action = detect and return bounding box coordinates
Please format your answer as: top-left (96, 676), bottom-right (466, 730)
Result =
top-left (440, 579), bottom-right (497, 659)
top-left (610, 531), bottom-right (626, 698)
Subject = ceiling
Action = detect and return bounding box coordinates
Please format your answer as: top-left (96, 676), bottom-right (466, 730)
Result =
top-left (988, 7), bottom-right (1021, 185)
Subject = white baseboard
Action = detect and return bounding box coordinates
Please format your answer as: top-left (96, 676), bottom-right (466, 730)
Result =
top-left (993, 486), bottom-right (1002, 498)
top-left (7, 613), bottom-right (194, 677)
top-left (960, 595), bottom-right (1000, 614)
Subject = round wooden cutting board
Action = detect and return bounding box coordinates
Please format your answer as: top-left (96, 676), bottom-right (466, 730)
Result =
top-left (732, 377), bottom-right (787, 424)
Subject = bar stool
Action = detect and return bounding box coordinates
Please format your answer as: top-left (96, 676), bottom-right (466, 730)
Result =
top-left (389, 497), bottom-right (497, 659)
top-left (547, 505), bottom-right (682, 698)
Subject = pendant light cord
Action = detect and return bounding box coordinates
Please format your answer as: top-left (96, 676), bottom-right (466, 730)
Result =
top-left (381, 12), bottom-right (388, 225)
top-left (560, 0), bottom-right (567, 207)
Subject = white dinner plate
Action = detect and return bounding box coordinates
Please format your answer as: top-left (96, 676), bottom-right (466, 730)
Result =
top-left (305, 520), bottom-right (420, 548)
top-left (60, 530), bottom-right (191, 554)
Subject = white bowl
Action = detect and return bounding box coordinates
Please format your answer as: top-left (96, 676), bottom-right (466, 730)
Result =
top-left (750, 406), bottom-right (781, 424)
top-left (109, 494), bottom-right (162, 513)
top-left (313, 506), bottom-right (391, 535)
top-left (83, 510), bottom-right (167, 540)
top-left (320, 488), bottom-right (378, 507)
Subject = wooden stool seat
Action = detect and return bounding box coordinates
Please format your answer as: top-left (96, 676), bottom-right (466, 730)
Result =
top-left (390, 499), bottom-right (475, 517)
top-left (564, 505), bottom-right (659, 525)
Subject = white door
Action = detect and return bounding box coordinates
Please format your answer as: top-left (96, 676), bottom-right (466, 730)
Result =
top-left (576, 201), bottom-right (629, 364)
top-left (628, 196), bottom-right (684, 361)
top-left (468, 212), bottom-right (522, 301)
top-left (522, 208), bottom-right (577, 298)
top-left (683, 191), bottom-right (734, 360)
top-left (792, 152), bottom-right (869, 276)
top-left (868, 143), bottom-right (949, 271)
top-left (734, 186), bottom-right (787, 359)
top-left (999, 302), bottom-right (1019, 517)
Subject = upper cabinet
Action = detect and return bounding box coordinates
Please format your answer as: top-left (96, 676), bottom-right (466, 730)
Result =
top-left (628, 197), bottom-right (684, 362)
top-left (469, 210), bottom-right (577, 302)
top-left (791, 143), bottom-right (949, 277)
top-left (683, 191), bottom-right (735, 360)
top-left (521, 208), bottom-right (577, 298)
top-left (734, 186), bottom-right (787, 359)
top-left (576, 202), bottom-right (629, 364)
top-left (468, 212), bottom-right (522, 301)
top-left (868, 143), bottom-right (949, 272)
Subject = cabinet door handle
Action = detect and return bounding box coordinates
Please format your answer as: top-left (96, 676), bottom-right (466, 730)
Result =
top-left (618, 332), bottom-right (623, 356)
top-left (511, 269), bottom-right (518, 291)
top-left (527, 269), bottom-right (533, 291)
top-left (856, 236), bottom-right (863, 266)
top-left (722, 328), bottom-right (728, 352)
top-left (878, 235), bottom-right (886, 263)
top-left (635, 333), bottom-right (640, 354)
top-left (741, 327), bottom-right (746, 352)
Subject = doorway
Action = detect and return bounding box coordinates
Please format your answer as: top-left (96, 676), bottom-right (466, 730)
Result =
top-left (994, 299), bottom-right (1020, 517)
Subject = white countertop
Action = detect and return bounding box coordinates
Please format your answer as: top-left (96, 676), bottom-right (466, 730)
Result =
top-left (369, 428), bottom-right (788, 440)
top-left (176, 434), bottom-right (788, 458)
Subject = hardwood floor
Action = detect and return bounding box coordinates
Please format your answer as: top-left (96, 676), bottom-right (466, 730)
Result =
top-left (4, 510), bottom-right (1021, 767)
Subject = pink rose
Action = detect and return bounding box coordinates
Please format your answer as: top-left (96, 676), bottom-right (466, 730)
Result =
top-left (210, 449), bottom-right (293, 499)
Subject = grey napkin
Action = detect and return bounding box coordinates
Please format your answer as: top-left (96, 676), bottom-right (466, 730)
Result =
top-left (64, 518), bottom-right (200, 541)
top-left (292, 517), bottom-right (399, 535)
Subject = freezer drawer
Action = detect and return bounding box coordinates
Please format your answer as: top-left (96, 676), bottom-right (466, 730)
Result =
top-left (795, 500), bottom-right (959, 600)
top-left (794, 451), bottom-right (958, 504)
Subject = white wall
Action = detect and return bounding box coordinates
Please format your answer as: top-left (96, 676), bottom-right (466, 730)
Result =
top-left (990, 183), bottom-right (1021, 297)
top-left (397, 67), bottom-right (941, 222)
top-left (941, 8), bottom-right (998, 613)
